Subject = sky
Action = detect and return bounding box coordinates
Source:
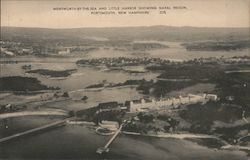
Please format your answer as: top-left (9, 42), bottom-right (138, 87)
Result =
top-left (1, 0), bottom-right (250, 28)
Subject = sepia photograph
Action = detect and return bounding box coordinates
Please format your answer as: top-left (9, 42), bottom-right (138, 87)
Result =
top-left (0, 0), bottom-right (250, 159)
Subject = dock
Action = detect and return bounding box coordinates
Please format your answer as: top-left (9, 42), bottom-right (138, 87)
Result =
top-left (96, 123), bottom-right (124, 154)
top-left (0, 117), bottom-right (74, 143)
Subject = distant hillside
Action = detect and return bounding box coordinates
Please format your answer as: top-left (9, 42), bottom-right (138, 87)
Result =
top-left (1, 26), bottom-right (249, 44)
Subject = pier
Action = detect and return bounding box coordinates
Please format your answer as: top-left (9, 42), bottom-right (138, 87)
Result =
top-left (96, 123), bottom-right (124, 154)
top-left (0, 117), bottom-right (74, 143)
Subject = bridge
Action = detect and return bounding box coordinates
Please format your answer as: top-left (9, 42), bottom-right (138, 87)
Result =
top-left (0, 117), bottom-right (74, 143)
top-left (96, 123), bottom-right (124, 154)
top-left (0, 110), bottom-right (68, 120)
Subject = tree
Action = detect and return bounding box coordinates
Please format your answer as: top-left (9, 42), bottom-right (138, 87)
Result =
top-left (62, 92), bottom-right (69, 97)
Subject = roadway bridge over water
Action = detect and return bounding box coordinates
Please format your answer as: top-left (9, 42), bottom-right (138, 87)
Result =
top-left (0, 110), bottom-right (68, 120)
top-left (0, 117), bottom-right (74, 143)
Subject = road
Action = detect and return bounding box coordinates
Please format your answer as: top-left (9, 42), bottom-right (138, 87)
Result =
top-left (0, 109), bottom-right (68, 119)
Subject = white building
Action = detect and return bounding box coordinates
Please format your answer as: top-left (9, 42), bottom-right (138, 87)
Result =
top-left (58, 48), bottom-right (71, 55)
top-left (129, 93), bottom-right (218, 113)
top-left (22, 48), bottom-right (33, 53)
top-left (99, 121), bottom-right (119, 131)
top-left (205, 94), bottom-right (218, 101)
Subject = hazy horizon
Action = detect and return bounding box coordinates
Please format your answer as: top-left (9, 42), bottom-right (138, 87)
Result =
top-left (1, 0), bottom-right (249, 29)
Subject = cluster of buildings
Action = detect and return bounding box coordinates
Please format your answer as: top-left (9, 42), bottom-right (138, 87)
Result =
top-left (0, 40), bottom-right (96, 56)
top-left (1, 40), bottom-right (35, 56)
top-left (94, 93), bottom-right (218, 113)
top-left (76, 57), bottom-right (176, 67)
top-left (127, 94), bottom-right (217, 113)
top-left (58, 46), bottom-right (97, 55)
top-left (58, 48), bottom-right (71, 55)
top-left (95, 101), bottom-right (126, 114)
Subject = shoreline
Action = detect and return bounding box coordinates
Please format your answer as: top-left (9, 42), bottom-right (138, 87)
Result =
top-left (121, 131), bottom-right (250, 152)
top-left (66, 120), bottom-right (95, 125)
top-left (122, 131), bottom-right (230, 146)
top-left (122, 131), bottom-right (218, 139)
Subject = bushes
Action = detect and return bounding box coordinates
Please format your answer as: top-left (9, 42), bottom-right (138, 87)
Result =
top-left (180, 101), bottom-right (242, 124)
top-left (137, 112), bottom-right (154, 123)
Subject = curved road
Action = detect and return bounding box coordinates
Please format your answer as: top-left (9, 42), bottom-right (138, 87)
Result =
top-left (0, 109), bottom-right (68, 119)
